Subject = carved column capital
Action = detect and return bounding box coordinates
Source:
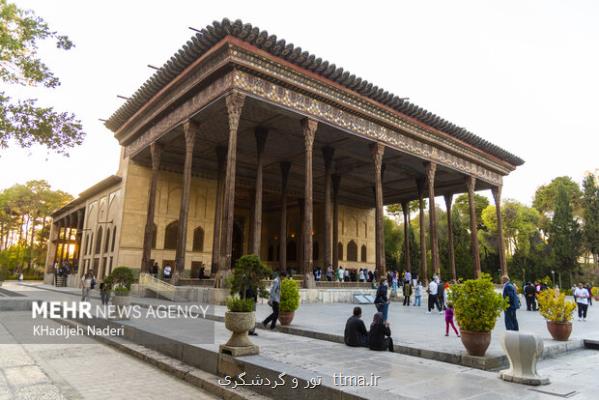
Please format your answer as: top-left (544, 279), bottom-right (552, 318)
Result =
top-left (424, 161), bottom-right (437, 183)
top-left (301, 118), bottom-right (318, 149)
top-left (150, 142), bottom-right (163, 170)
top-left (183, 120), bottom-right (199, 147)
top-left (444, 193), bottom-right (453, 209)
top-left (225, 91), bottom-right (246, 132)
top-left (491, 184), bottom-right (502, 203)
top-left (370, 142), bottom-right (385, 173)
top-left (466, 175), bottom-right (477, 192)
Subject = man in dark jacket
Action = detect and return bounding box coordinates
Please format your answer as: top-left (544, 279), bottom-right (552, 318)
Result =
top-left (344, 307), bottom-right (368, 347)
top-left (502, 275), bottom-right (520, 331)
top-left (524, 282), bottom-right (537, 311)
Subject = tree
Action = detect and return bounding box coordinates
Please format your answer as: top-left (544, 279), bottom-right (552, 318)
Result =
top-left (533, 176), bottom-right (582, 215)
top-left (548, 186), bottom-right (582, 287)
top-left (582, 175), bottom-right (599, 264)
top-left (1, 0), bottom-right (84, 154)
top-left (384, 217), bottom-right (403, 270)
top-left (454, 193), bottom-right (490, 228)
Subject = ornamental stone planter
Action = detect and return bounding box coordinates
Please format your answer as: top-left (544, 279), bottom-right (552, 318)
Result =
top-left (460, 330), bottom-right (492, 357)
top-left (278, 311), bottom-right (295, 326)
top-left (111, 294), bottom-right (131, 320)
top-left (546, 321), bottom-right (572, 341)
top-left (220, 311), bottom-right (259, 356)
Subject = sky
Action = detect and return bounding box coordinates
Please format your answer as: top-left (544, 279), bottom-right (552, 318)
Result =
top-left (1, 0), bottom-right (598, 205)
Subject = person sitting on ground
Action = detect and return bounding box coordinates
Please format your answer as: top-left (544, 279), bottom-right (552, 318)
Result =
top-left (344, 306), bottom-right (368, 347)
top-left (368, 312), bottom-right (394, 352)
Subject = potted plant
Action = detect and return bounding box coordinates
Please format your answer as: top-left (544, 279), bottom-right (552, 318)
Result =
top-left (450, 274), bottom-right (507, 357)
top-left (104, 267), bottom-right (135, 319)
top-left (592, 287), bottom-right (599, 301)
top-left (279, 278), bottom-right (300, 326)
top-left (221, 255), bottom-right (271, 356)
top-left (537, 289), bottom-right (576, 341)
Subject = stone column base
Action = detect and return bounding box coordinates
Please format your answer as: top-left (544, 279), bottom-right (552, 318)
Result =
top-left (219, 344), bottom-right (259, 357)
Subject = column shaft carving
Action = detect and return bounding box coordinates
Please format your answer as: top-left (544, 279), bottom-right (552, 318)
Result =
top-left (302, 118), bottom-right (317, 288)
top-left (444, 194), bottom-right (457, 281)
top-left (467, 176), bottom-right (481, 278)
top-left (141, 142), bottom-right (162, 273)
top-left (371, 142), bottom-right (386, 277)
top-left (332, 175), bottom-right (341, 269)
top-left (211, 146), bottom-right (226, 275)
top-left (322, 147), bottom-right (335, 270)
top-left (401, 201), bottom-right (411, 273)
top-left (492, 185), bottom-right (507, 276)
top-left (279, 162), bottom-right (291, 272)
top-left (425, 162), bottom-right (440, 276)
top-left (417, 178), bottom-right (428, 282)
top-left (250, 128), bottom-right (268, 256)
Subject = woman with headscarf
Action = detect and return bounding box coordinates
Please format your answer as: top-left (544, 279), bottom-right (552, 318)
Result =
top-left (368, 312), bottom-right (394, 351)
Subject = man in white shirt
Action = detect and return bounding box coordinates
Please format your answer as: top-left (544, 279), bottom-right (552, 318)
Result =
top-left (574, 282), bottom-right (590, 321)
top-left (427, 279), bottom-right (438, 314)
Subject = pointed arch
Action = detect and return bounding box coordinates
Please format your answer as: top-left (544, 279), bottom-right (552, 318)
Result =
top-left (164, 220), bottom-right (179, 250)
top-left (337, 242), bottom-right (344, 261)
top-left (347, 240), bottom-right (358, 262)
top-left (95, 226), bottom-right (103, 255)
top-left (192, 226), bottom-right (204, 252)
top-left (361, 244), bottom-right (367, 262)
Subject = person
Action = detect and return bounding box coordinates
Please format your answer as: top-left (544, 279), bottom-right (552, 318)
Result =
top-left (444, 302), bottom-right (460, 337)
top-left (585, 283), bottom-right (593, 306)
top-left (18, 271), bottom-right (23, 284)
top-left (404, 270), bottom-right (412, 284)
top-left (502, 275), bottom-right (520, 331)
top-left (436, 278), bottom-right (445, 312)
top-left (391, 272), bottom-right (398, 298)
top-left (574, 283), bottom-right (590, 321)
top-left (81, 271), bottom-right (93, 302)
top-left (368, 270), bottom-right (374, 283)
top-left (359, 268), bottom-right (365, 282)
top-left (152, 262), bottom-right (159, 277)
top-left (99, 281), bottom-right (110, 305)
top-left (427, 278), bottom-right (438, 314)
top-left (414, 281), bottom-right (423, 307)
top-left (403, 279), bottom-right (412, 306)
top-left (344, 268), bottom-right (350, 282)
top-left (163, 264), bottom-right (172, 280)
top-left (326, 265), bottom-right (333, 281)
top-left (344, 306), bottom-right (368, 347)
top-left (337, 266), bottom-right (344, 282)
top-left (524, 282), bottom-right (537, 311)
top-left (368, 312), bottom-right (393, 352)
top-left (263, 272), bottom-right (285, 329)
top-left (374, 278), bottom-right (390, 321)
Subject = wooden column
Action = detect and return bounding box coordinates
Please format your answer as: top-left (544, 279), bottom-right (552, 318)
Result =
top-left (174, 121), bottom-right (197, 283)
top-left (250, 128), bottom-right (268, 256)
top-left (401, 201), bottom-right (411, 273)
top-left (466, 176), bottom-right (481, 278)
top-left (218, 92), bottom-right (245, 284)
top-left (322, 147), bottom-right (335, 270)
top-left (279, 162), bottom-right (291, 272)
top-left (302, 118), bottom-right (317, 288)
top-left (52, 221), bottom-right (62, 267)
top-left (425, 162), bottom-right (440, 276)
top-left (297, 198), bottom-right (305, 272)
top-left (370, 143), bottom-right (386, 277)
top-left (141, 142), bottom-right (162, 273)
top-left (211, 146), bottom-right (226, 275)
top-left (417, 178), bottom-right (428, 282)
top-left (332, 174), bottom-right (341, 269)
top-left (444, 194), bottom-right (457, 281)
top-left (492, 185), bottom-right (507, 276)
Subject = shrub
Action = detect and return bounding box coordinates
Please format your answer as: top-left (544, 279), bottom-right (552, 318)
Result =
top-left (280, 278), bottom-right (300, 312)
top-left (450, 274), bottom-right (508, 332)
top-left (226, 296), bottom-right (255, 312)
top-left (104, 267), bottom-right (135, 295)
top-left (537, 289), bottom-right (576, 322)
top-left (229, 254), bottom-right (271, 300)
top-left (592, 287), bottom-right (598, 297)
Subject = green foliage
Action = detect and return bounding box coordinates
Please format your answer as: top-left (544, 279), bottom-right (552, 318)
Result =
top-left (454, 193), bottom-right (490, 226)
top-left (0, 0), bottom-right (84, 153)
top-left (482, 200), bottom-right (540, 256)
top-left (229, 254), bottom-right (271, 299)
top-left (592, 287), bottom-right (598, 297)
top-left (280, 278), bottom-right (300, 312)
top-left (226, 296), bottom-right (255, 312)
top-left (533, 176), bottom-right (582, 215)
top-left (537, 289), bottom-right (576, 322)
top-left (582, 175), bottom-right (599, 261)
top-left (384, 217), bottom-right (403, 270)
top-left (104, 267), bottom-right (135, 294)
top-left (450, 274), bottom-right (508, 332)
top-left (0, 265), bottom-right (7, 281)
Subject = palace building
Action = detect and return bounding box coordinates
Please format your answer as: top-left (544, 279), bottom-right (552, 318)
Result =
top-left (45, 18), bottom-right (523, 288)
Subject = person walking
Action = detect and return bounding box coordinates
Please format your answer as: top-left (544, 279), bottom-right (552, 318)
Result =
top-left (99, 281), bottom-right (110, 305)
top-left (502, 275), bottom-right (520, 331)
top-left (574, 283), bottom-right (590, 321)
top-left (444, 302), bottom-right (460, 337)
top-left (414, 281), bottom-right (423, 306)
top-left (374, 278), bottom-right (390, 322)
top-left (263, 272), bottom-right (284, 329)
top-left (403, 279), bottom-right (412, 306)
top-left (81, 271), bottom-right (93, 302)
top-left (524, 282), bottom-right (537, 311)
top-left (368, 312), bottom-right (394, 352)
top-left (337, 266), bottom-right (344, 282)
top-left (427, 278), bottom-right (438, 314)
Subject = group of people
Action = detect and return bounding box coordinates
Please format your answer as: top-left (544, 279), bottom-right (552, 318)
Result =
top-left (523, 280), bottom-right (593, 322)
top-left (313, 265), bottom-right (377, 283)
top-left (344, 306), bottom-right (394, 351)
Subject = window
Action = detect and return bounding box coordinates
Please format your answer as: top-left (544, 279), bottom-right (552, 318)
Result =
top-left (337, 242), bottom-right (344, 261)
top-left (164, 221), bottom-right (179, 250)
top-left (95, 227), bottom-right (103, 255)
top-left (361, 245), bottom-right (367, 262)
top-left (347, 240), bottom-right (358, 262)
top-left (104, 227), bottom-right (111, 253)
top-left (192, 226), bottom-right (204, 252)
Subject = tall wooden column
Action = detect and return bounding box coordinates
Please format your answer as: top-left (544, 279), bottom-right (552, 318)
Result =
top-left (250, 128), bottom-right (268, 256)
top-left (492, 185), bottom-right (507, 276)
top-left (279, 162), bottom-right (291, 272)
top-left (401, 201), bottom-right (411, 272)
top-left (332, 174), bottom-right (341, 269)
top-left (174, 121), bottom-right (197, 283)
top-left (141, 142), bottom-right (162, 273)
top-left (322, 147), bottom-right (335, 270)
top-left (297, 198), bottom-right (305, 272)
top-left (425, 162), bottom-right (440, 277)
top-left (211, 146), bottom-right (226, 275)
top-left (466, 176), bottom-right (481, 278)
top-left (218, 92), bottom-right (245, 284)
top-left (302, 118), bottom-right (317, 288)
top-left (370, 143), bottom-right (386, 277)
top-left (444, 194), bottom-right (457, 281)
top-left (417, 178), bottom-right (428, 282)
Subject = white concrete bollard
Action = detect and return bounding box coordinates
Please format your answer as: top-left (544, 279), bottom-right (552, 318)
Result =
top-left (499, 331), bottom-right (549, 386)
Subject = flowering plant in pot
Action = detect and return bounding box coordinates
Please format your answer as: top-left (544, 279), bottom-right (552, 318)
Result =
top-left (279, 278), bottom-right (300, 326)
top-left (450, 274), bottom-right (507, 356)
top-left (537, 289), bottom-right (576, 341)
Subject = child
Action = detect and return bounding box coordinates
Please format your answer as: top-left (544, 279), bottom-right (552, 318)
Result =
top-left (444, 302), bottom-right (460, 337)
top-left (414, 281), bottom-right (423, 306)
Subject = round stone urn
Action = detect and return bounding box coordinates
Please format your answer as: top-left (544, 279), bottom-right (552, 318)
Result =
top-left (224, 311), bottom-right (256, 348)
top-left (460, 330), bottom-right (492, 357)
top-left (546, 321), bottom-right (572, 341)
top-left (111, 294), bottom-right (131, 320)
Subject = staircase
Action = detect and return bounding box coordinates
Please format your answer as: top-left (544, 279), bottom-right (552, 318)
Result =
top-left (138, 273), bottom-right (177, 301)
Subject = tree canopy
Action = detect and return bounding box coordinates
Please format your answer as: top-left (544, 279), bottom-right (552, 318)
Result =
top-left (0, 0), bottom-right (84, 154)
top-left (533, 176), bottom-right (582, 215)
